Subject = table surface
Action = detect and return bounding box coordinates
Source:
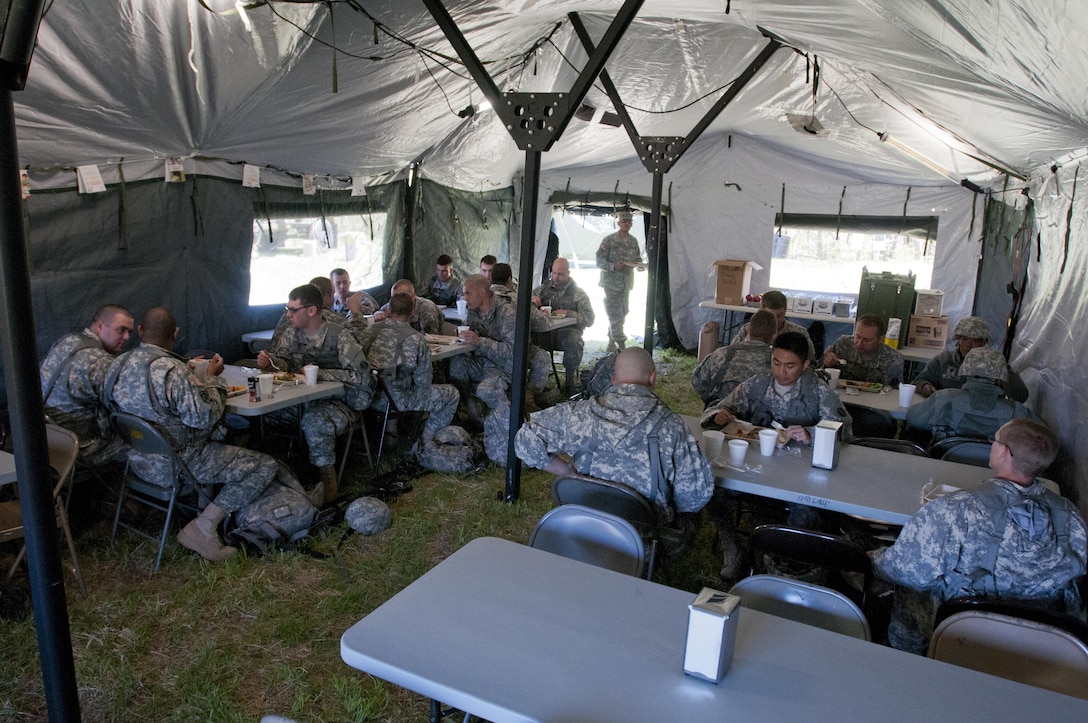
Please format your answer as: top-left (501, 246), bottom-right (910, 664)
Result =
top-left (425, 335), bottom-right (479, 362)
top-left (220, 365), bottom-right (344, 416)
top-left (835, 383), bottom-right (922, 420)
top-left (341, 537), bottom-right (1088, 722)
top-left (0, 451), bottom-right (16, 485)
top-left (682, 415), bottom-right (990, 526)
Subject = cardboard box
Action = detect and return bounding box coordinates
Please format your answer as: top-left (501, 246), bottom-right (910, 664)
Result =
top-left (905, 314), bottom-right (949, 349)
top-left (793, 296), bottom-right (813, 314)
top-left (914, 289), bottom-right (945, 317)
top-left (713, 259), bottom-right (762, 305)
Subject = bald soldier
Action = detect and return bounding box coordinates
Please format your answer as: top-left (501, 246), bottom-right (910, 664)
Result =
top-left (514, 347), bottom-right (714, 523)
top-left (532, 257), bottom-right (596, 396)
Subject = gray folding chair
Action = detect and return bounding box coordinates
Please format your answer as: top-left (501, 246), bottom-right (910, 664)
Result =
top-left (730, 574), bottom-right (871, 640)
top-left (529, 504), bottom-right (646, 577)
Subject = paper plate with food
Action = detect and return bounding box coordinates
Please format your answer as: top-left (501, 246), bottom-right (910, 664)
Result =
top-left (839, 379), bottom-right (883, 393)
top-left (225, 385), bottom-right (248, 397)
top-left (720, 420), bottom-right (788, 446)
top-left (273, 372), bottom-right (302, 384)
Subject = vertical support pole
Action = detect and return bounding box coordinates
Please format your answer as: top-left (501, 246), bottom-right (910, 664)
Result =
top-left (642, 172), bottom-right (664, 351)
top-left (504, 150), bottom-right (542, 501)
top-left (0, 89), bottom-right (81, 722)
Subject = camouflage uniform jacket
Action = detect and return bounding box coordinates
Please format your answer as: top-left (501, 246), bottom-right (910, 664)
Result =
top-left (701, 367), bottom-right (851, 438)
top-left (905, 379), bottom-right (1034, 441)
top-left (40, 329), bottom-right (114, 452)
top-left (913, 348), bottom-right (1030, 403)
top-left (595, 232), bottom-right (642, 293)
top-left (269, 308), bottom-right (347, 351)
top-left (514, 383), bottom-right (714, 521)
top-left (464, 298), bottom-right (519, 376)
top-left (691, 339), bottom-right (771, 405)
top-left (266, 321), bottom-right (373, 410)
top-left (531, 277), bottom-right (596, 329)
top-left (731, 318), bottom-right (816, 360)
top-left (826, 334), bottom-right (904, 386)
top-left (332, 290), bottom-right (380, 320)
top-left (376, 297), bottom-right (444, 334)
top-left (357, 318), bottom-right (434, 411)
top-left (422, 272), bottom-right (463, 308)
top-left (103, 343), bottom-right (226, 448)
top-left (872, 478), bottom-right (1087, 610)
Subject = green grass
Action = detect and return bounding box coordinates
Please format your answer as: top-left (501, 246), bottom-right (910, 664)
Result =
top-left (0, 350), bottom-right (715, 722)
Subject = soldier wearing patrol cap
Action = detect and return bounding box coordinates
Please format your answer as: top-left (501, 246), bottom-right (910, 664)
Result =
top-left (913, 316), bottom-right (1029, 402)
top-left (905, 347), bottom-right (1034, 444)
top-left (595, 209), bottom-right (644, 352)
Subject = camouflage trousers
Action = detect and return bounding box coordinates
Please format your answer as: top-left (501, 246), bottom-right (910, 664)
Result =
top-left (372, 383), bottom-right (460, 437)
top-left (887, 587), bottom-right (938, 655)
top-left (602, 287), bottom-right (631, 344)
top-left (268, 398), bottom-right (354, 468)
top-left (534, 327), bottom-right (584, 394)
top-left (450, 351), bottom-right (549, 397)
top-left (483, 397), bottom-right (511, 466)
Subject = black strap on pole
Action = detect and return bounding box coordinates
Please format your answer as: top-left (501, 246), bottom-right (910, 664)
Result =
top-left (643, 172), bottom-right (664, 351)
top-left (0, 89), bottom-right (82, 722)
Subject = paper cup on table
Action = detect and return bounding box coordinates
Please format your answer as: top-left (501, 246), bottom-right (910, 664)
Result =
top-left (728, 439), bottom-right (748, 468)
top-left (258, 373), bottom-right (274, 398)
top-left (898, 383), bottom-right (917, 407)
top-left (701, 430), bottom-right (725, 460)
top-left (457, 325), bottom-right (471, 342)
top-left (758, 429), bottom-right (778, 456)
top-left (456, 299), bottom-right (468, 317)
top-left (825, 368), bottom-right (841, 386)
top-left (191, 358), bottom-right (209, 382)
top-left (540, 306), bottom-right (552, 315)
top-left (303, 364), bottom-right (319, 386)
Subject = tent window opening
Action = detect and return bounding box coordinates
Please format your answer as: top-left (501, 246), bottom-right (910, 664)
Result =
top-left (769, 213), bottom-right (937, 296)
top-left (248, 211), bottom-right (387, 306)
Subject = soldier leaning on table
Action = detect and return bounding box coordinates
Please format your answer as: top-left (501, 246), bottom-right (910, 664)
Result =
top-left (371, 279), bottom-right (444, 335)
top-left (821, 313), bottom-right (904, 387)
top-left (259, 284), bottom-right (374, 505)
top-left (103, 306), bottom-right (281, 561)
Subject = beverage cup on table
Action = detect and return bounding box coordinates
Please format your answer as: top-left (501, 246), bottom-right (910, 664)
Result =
top-left (825, 367), bottom-right (841, 387)
top-left (898, 383), bottom-right (917, 407)
top-left (758, 429), bottom-right (778, 457)
top-left (303, 364), bottom-right (319, 386)
top-left (457, 325), bottom-right (471, 342)
top-left (540, 305), bottom-right (552, 315)
top-left (258, 373), bottom-right (274, 399)
top-left (701, 430), bottom-right (725, 461)
top-left (191, 358), bottom-right (210, 382)
top-left (728, 439), bottom-right (748, 468)
top-left (456, 299), bottom-right (468, 317)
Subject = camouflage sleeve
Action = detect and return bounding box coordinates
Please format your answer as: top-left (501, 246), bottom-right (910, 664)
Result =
top-left (905, 393), bottom-right (941, 433)
top-left (872, 495), bottom-right (965, 591)
top-left (661, 417), bottom-right (715, 513)
top-left (691, 351), bottom-right (722, 402)
top-left (476, 306), bottom-right (516, 369)
top-left (449, 278), bottom-right (464, 300)
top-left (514, 404), bottom-right (578, 469)
top-left (729, 323), bottom-right (750, 347)
top-left (571, 286), bottom-right (595, 327)
top-left (911, 354), bottom-right (946, 390)
top-left (595, 236), bottom-right (613, 271)
top-left (884, 348), bottom-right (904, 387)
top-left (268, 313), bottom-right (290, 351)
top-left (336, 329), bottom-right (371, 380)
top-left (529, 305), bottom-right (550, 332)
top-left (410, 335), bottom-right (433, 391)
top-left (160, 359), bottom-right (225, 431)
top-left (359, 292), bottom-right (380, 315)
top-left (418, 301), bottom-right (444, 334)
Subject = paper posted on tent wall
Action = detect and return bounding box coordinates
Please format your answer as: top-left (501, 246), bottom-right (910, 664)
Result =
top-left (351, 176), bottom-right (366, 196)
top-left (165, 158), bottom-right (186, 183)
top-left (76, 165), bottom-right (106, 194)
top-left (20, 170), bottom-right (30, 199)
top-left (302, 173), bottom-right (317, 196)
top-left (242, 164), bottom-right (261, 188)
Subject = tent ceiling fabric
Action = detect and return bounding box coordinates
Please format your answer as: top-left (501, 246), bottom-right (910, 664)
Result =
top-left (14, 1), bottom-right (1088, 191)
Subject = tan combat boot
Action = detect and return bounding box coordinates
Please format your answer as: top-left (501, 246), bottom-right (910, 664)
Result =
top-left (319, 465), bottom-right (339, 505)
top-left (177, 503), bottom-right (237, 561)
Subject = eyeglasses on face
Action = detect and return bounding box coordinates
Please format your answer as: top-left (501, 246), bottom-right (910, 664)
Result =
top-left (284, 304), bottom-right (314, 316)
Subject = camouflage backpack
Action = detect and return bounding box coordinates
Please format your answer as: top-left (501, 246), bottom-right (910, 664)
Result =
top-left (580, 352), bottom-right (618, 397)
top-left (417, 425), bottom-right (483, 473)
top-left (229, 461), bottom-right (318, 552)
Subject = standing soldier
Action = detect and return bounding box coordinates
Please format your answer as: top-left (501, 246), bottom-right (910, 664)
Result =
top-left (595, 210), bottom-right (644, 352)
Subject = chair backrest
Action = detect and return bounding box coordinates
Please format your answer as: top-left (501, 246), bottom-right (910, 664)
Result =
top-left (110, 412), bottom-right (188, 486)
top-left (842, 403), bottom-right (897, 439)
top-left (927, 435), bottom-right (989, 460)
top-left (45, 424), bottom-right (79, 492)
top-left (939, 441), bottom-right (993, 467)
top-left (748, 524), bottom-right (872, 605)
top-left (729, 574), bottom-right (871, 640)
top-left (529, 505), bottom-right (645, 577)
top-left (551, 474), bottom-right (658, 529)
top-left (850, 437), bottom-right (928, 456)
top-left (928, 609), bottom-right (1088, 699)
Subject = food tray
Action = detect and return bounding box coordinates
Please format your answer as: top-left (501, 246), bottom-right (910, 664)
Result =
top-left (720, 421), bottom-right (787, 446)
top-left (425, 334), bottom-right (460, 345)
top-left (225, 385), bottom-right (248, 397)
top-left (838, 379), bottom-right (883, 393)
top-left (921, 483), bottom-right (961, 503)
top-left (273, 373), bottom-right (303, 385)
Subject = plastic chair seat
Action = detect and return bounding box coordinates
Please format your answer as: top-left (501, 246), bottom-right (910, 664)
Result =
top-left (730, 574), bottom-right (871, 640)
top-left (529, 505), bottom-right (645, 577)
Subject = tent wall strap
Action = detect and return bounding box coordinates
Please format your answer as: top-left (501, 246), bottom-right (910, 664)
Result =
top-left (117, 160), bottom-right (129, 251)
top-left (1061, 164), bottom-right (1078, 274)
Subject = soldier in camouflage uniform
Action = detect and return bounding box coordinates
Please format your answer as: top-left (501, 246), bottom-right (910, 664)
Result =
top-left (595, 210), bottom-right (644, 351)
top-left (692, 309), bottom-right (775, 407)
top-left (822, 314), bottom-right (903, 386)
top-left (358, 292), bottom-right (459, 445)
top-left (905, 347), bottom-right (1034, 444)
top-left (40, 304), bottom-right (133, 466)
top-left (268, 278), bottom-right (351, 351)
top-left (372, 279), bottom-right (444, 334)
top-left (873, 419), bottom-right (1087, 654)
top-left (515, 347), bottom-right (714, 522)
top-left (103, 307), bottom-right (279, 561)
top-left (729, 290), bottom-right (816, 360)
top-left (532, 258), bottom-right (596, 397)
top-left (913, 316), bottom-right (1029, 402)
top-left (330, 267), bottom-right (380, 322)
top-left (259, 284), bottom-right (374, 503)
top-left (702, 332), bottom-right (851, 574)
top-left (421, 254), bottom-right (463, 308)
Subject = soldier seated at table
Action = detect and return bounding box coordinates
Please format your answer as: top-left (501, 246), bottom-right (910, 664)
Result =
top-left (103, 306), bottom-right (281, 561)
top-left (872, 419), bottom-right (1087, 654)
top-left (821, 314), bottom-right (903, 387)
top-left (358, 293), bottom-right (459, 446)
top-left (258, 284), bottom-right (374, 505)
top-left (729, 290), bottom-right (815, 361)
top-left (40, 303), bottom-right (134, 468)
top-left (531, 257), bottom-right (596, 398)
top-left (421, 254), bottom-right (463, 308)
top-left (701, 331), bottom-right (851, 578)
top-left (269, 276), bottom-right (351, 350)
top-left (905, 347), bottom-right (1034, 446)
top-left (330, 267), bottom-right (380, 322)
top-left (691, 309), bottom-right (775, 408)
top-left (371, 279), bottom-right (445, 334)
top-left (913, 316), bottom-right (1029, 402)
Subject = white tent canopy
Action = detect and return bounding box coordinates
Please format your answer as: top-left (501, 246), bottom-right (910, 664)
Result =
top-left (11, 0), bottom-right (1088, 506)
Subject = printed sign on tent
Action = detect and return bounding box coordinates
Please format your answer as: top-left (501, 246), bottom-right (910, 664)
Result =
top-left (76, 165), bottom-right (106, 194)
top-left (302, 173), bottom-right (317, 196)
top-left (242, 164), bottom-right (261, 188)
top-left (165, 158), bottom-right (186, 183)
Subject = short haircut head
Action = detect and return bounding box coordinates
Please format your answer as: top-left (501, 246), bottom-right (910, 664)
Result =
top-left (491, 263), bottom-right (513, 285)
top-left (856, 313), bottom-right (886, 336)
top-left (1001, 418), bottom-right (1059, 478)
top-left (309, 276), bottom-right (334, 297)
top-left (612, 347), bottom-right (654, 385)
top-left (290, 284), bottom-right (324, 309)
top-left (139, 306), bottom-right (176, 343)
top-left (463, 274), bottom-right (490, 294)
top-left (480, 254), bottom-right (497, 266)
top-left (329, 267), bottom-right (348, 279)
top-left (389, 292), bottom-right (414, 317)
top-left (436, 254), bottom-right (453, 266)
top-left (391, 279), bottom-right (415, 294)
top-left (760, 290), bottom-right (787, 311)
top-left (93, 304), bottom-right (132, 326)
top-left (773, 331), bottom-right (809, 361)
top-left (748, 310), bottom-right (777, 342)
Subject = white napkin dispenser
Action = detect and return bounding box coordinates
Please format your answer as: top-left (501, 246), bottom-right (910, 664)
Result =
top-left (683, 588), bottom-right (741, 683)
top-left (811, 419), bottom-right (843, 470)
